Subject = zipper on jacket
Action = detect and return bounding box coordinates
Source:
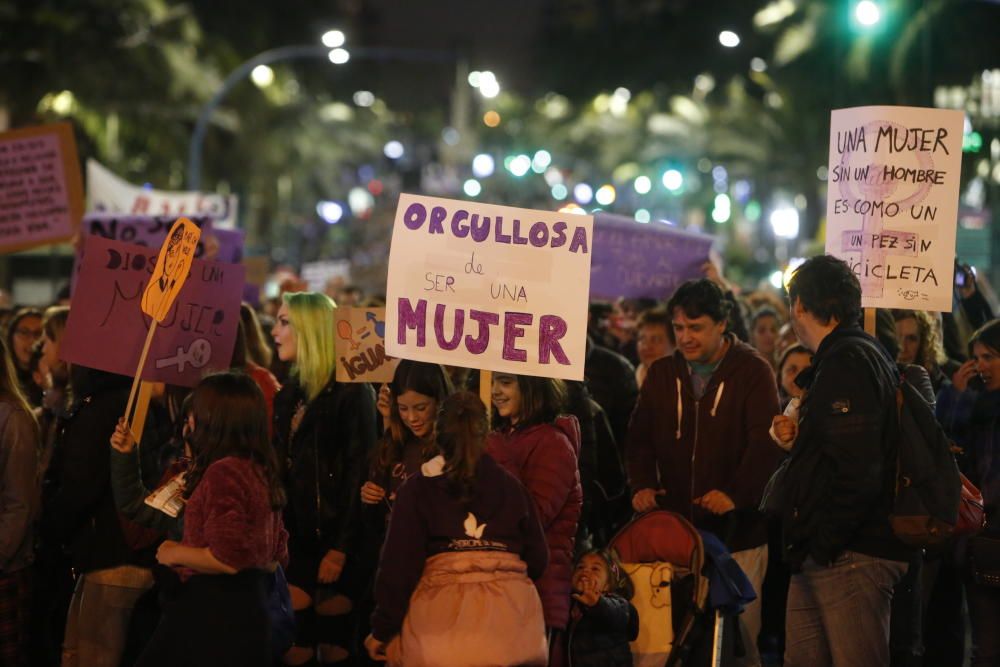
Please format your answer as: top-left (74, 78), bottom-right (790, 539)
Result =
top-left (690, 399), bottom-right (700, 520)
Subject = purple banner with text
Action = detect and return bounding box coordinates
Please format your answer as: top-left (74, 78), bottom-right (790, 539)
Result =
top-left (590, 213), bottom-right (714, 300)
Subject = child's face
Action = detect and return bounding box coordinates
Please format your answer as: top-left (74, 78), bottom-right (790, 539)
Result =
top-left (491, 374), bottom-right (523, 424)
top-left (572, 554), bottom-right (610, 593)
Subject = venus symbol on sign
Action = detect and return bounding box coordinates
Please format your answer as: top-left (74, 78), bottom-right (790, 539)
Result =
top-left (155, 338), bottom-right (212, 372)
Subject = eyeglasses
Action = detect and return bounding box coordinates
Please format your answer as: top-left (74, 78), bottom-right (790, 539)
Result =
top-left (14, 328), bottom-right (42, 339)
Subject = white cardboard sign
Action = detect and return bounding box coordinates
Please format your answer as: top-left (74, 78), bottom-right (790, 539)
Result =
top-left (825, 106), bottom-right (964, 312)
top-left (385, 194), bottom-right (593, 380)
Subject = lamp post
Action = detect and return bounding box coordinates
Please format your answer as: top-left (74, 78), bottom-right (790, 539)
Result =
top-left (186, 44), bottom-right (455, 190)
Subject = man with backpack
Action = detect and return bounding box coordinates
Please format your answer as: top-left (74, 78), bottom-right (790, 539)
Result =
top-left (774, 255), bottom-right (913, 667)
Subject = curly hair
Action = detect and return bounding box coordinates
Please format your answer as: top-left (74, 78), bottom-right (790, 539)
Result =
top-left (892, 309), bottom-right (946, 371)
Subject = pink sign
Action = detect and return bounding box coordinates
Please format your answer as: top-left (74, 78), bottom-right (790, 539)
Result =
top-left (0, 123), bottom-right (83, 252)
top-left (61, 235), bottom-right (245, 387)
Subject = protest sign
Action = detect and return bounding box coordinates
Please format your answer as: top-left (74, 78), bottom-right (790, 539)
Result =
top-left (80, 214), bottom-right (244, 263)
top-left (825, 106), bottom-right (964, 312)
top-left (0, 123), bottom-right (83, 252)
top-left (335, 307), bottom-right (399, 383)
top-left (61, 235), bottom-right (245, 387)
top-left (590, 213), bottom-right (715, 300)
top-left (302, 259), bottom-right (352, 292)
top-left (87, 159), bottom-right (238, 228)
top-left (242, 256), bottom-right (270, 307)
top-left (385, 194), bottom-right (594, 381)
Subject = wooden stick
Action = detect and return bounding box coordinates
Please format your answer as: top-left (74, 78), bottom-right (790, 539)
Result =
top-left (129, 381), bottom-right (154, 444)
top-left (479, 370), bottom-right (492, 428)
top-left (863, 307), bottom-right (876, 336)
top-left (125, 320), bottom-right (158, 431)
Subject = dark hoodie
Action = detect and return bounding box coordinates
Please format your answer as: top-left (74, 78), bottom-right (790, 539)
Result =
top-left (487, 415), bottom-right (583, 629)
top-left (370, 454), bottom-right (548, 642)
top-left (626, 334), bottom-right (783, 551)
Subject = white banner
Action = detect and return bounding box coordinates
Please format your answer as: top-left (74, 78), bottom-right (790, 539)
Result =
top-left (825, 106), bottom-right (964, 312)
top-left (385, 194), bottom-right (593, 381)
top-left (86, 159), bottom-right (238, 229)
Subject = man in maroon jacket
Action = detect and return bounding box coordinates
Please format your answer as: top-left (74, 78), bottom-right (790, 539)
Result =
top-left (626, 279), bottom-right (783, 667)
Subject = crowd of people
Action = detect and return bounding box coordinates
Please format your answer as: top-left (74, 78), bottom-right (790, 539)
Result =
top-left (0, 255), bottom-right (997, 667)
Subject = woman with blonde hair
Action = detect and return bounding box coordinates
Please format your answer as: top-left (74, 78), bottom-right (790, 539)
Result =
top-left (272, 292), bottom-right (377, 666)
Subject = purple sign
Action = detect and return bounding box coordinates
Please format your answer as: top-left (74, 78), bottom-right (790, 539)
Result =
top-left (590, 213), bottom-right (715, 300)
top-left (61, 235), bottom-right (245, 387)
top-left (80, 214), bottom-right (244, 262)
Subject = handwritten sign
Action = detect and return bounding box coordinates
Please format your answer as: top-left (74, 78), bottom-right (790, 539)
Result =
top-left (825, 106), bottom-right (964, 312)
top-left (86, 159), bottom-right (238, 229)
top-left (80, 214), bottom-right (244, 263)
top-left (335, 307), bottom-right (399, 383)
top-left (385, 194), bottom-right (593, 381)
top-left (61, 235), bottom-right (245, 387)
top-left (0, 123), bottom-right (83, 253)
top-left (590, 213), bottom-right (714, 299)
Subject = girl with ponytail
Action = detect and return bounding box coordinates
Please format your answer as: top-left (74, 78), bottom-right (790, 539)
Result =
top-left (365, 392), bottom-right (549, 666)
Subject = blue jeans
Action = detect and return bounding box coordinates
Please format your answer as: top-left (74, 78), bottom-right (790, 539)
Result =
top-left (784, 550), bottom-right (908, 667)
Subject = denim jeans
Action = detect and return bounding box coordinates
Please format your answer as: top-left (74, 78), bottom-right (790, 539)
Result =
top-left (966, 573), bottom-right (1000, 666)
top-left (784, 550), bottom-right (908, 667)
top-left (731, 545), bottom-right (768, 667)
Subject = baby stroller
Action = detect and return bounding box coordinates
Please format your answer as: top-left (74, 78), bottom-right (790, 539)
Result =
top-left (609, 510), bottom-right (753, 667)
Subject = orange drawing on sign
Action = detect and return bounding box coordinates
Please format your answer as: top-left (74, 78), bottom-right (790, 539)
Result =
top-left (141, 218), bottom-right (201, 322)
top-left (337, 319), bottom-right (361, 350)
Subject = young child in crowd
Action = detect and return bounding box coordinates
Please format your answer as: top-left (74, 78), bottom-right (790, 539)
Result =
top-left (568, 549), bottom-right (639, 667)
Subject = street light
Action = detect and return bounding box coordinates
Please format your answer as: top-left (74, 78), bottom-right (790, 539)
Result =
top-left (854, 0), bottom-right (881, 27)
top-left (719, 30), bottom-right (741, 48)
top-left (322, 30), bottom-right (346, 48)
top-left (187, 41), bottom-right (455, 190)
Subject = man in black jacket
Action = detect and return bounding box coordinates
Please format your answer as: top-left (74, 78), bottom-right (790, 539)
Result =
top-left (774, 256), bottom-right (911, 667)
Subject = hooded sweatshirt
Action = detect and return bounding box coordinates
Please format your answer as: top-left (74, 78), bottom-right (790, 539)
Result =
top-left (370, 454), bottom-right (548, 642)
top-left (487, 415), bottom-right (583, 629)
top-left (626, 335), bottom-right (783, 551)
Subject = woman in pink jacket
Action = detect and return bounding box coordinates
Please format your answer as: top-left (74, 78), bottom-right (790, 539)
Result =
top-left (486, 373), bottom-right (582, 657)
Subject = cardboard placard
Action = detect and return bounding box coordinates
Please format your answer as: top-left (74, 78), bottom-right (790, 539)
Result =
top-left (825, 106), bottom-right (964, 312)
top-left (335, 307), bottom-right (400, 383)
top-left (0, 123), bottom-right (83, 252)
top-left (385, 194), bottom-right (593, 381)
top-left (61, 235), bottom-right (244, 387)
top-left (590, 213), bottom-right (714, 300)
top-left (86, 159), bottom-right (238, 228)
top-left (80, 214), bottom-right (244, 263)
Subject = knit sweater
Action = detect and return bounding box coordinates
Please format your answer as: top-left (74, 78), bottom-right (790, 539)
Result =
top-left (180, 457), bottom-right (288, 579)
